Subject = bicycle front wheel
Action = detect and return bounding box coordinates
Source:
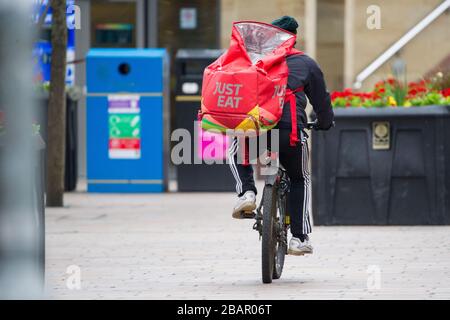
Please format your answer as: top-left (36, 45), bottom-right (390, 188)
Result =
top-left (261, 185), bottom-right (277, 284)
top-left (272, 193), bottom-right (287, 280)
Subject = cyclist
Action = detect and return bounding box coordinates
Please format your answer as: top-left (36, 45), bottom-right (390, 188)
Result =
top-left (228, 16), bottom-right (334, 256)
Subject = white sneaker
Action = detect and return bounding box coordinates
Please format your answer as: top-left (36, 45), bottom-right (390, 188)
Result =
top-left (232, 191), bottom-right (256, 219)
top-left (288, 237), bottom-right (313, 255)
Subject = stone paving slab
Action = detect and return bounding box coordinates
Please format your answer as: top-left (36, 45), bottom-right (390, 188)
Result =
top-left (45, 191), bottom-right (450, 300)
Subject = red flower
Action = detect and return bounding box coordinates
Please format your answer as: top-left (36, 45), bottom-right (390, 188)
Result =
top-left (375, 80), bottom-right (385, 88)
top-left (408, 80), bottom-right (428, 93)
top-left (442, 88), bottom-right (450, 97)
top-left (387, 78), bottom-right (396, 85)
top-left (331, 91), bottom-right (341, 100)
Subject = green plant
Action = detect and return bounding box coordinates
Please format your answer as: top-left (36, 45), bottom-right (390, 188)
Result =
top-left (384, 81), bottom-right (407, 107)
top-left (34, 81), bottom-right (50, 93)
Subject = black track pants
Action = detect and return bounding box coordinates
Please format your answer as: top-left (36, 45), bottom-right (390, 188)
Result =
top-left (227, 129), bottom-right (312, 236)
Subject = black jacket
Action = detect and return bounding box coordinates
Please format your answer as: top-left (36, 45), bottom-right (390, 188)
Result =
top-left (276, 53), bottom-right (334, 130)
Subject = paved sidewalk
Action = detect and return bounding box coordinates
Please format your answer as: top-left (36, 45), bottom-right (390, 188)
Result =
top-left (45, 191), bottom-right (450, 299)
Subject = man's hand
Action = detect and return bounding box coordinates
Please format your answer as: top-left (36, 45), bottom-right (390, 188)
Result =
top-left (308, 119), bottom-right (334, 131)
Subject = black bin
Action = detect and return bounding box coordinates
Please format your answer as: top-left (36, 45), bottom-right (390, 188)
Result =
top-left (174, 49), bottom-right (236, 191)
top-left (65, 95), bottom-right (78, 191)
top-left (311, 105), bottom-right (450, 225)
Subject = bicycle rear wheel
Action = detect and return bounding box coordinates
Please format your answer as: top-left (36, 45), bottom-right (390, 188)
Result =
top-left (261, 185), bottom-right (277, 284)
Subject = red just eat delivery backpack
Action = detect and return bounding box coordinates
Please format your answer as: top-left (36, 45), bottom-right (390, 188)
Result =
top-left (199, 21), bottom-right (304, 146)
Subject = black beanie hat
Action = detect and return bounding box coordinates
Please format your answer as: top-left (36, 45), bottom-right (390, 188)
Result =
top-left (271, 16), bottom-right (299, 34)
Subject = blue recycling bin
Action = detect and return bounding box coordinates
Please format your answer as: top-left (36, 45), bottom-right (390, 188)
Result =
top-left (86, 49), bottom-right (169, 192)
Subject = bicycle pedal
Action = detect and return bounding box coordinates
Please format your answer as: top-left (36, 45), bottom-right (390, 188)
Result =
top-left (240, 211), bottom-right (256, 219)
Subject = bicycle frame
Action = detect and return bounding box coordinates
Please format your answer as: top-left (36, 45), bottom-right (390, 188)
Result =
top-left (253, 159), bottom-right (291, 241)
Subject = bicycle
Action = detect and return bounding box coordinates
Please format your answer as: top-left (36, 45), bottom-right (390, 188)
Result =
top-left (239, 121), bottom-right (327, 284)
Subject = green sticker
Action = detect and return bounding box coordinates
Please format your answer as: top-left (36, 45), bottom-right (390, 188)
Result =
top-left (109, 114), bottom-right (141, 138)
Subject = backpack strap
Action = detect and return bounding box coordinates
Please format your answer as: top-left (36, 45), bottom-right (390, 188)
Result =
top-left (285, 48), bottom-right (304, 146)
top-left (285, 86), bottom-right (304, 146)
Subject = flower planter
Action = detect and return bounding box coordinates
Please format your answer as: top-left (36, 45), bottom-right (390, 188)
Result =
top-left (311, 105), bottom-right (450, 225)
